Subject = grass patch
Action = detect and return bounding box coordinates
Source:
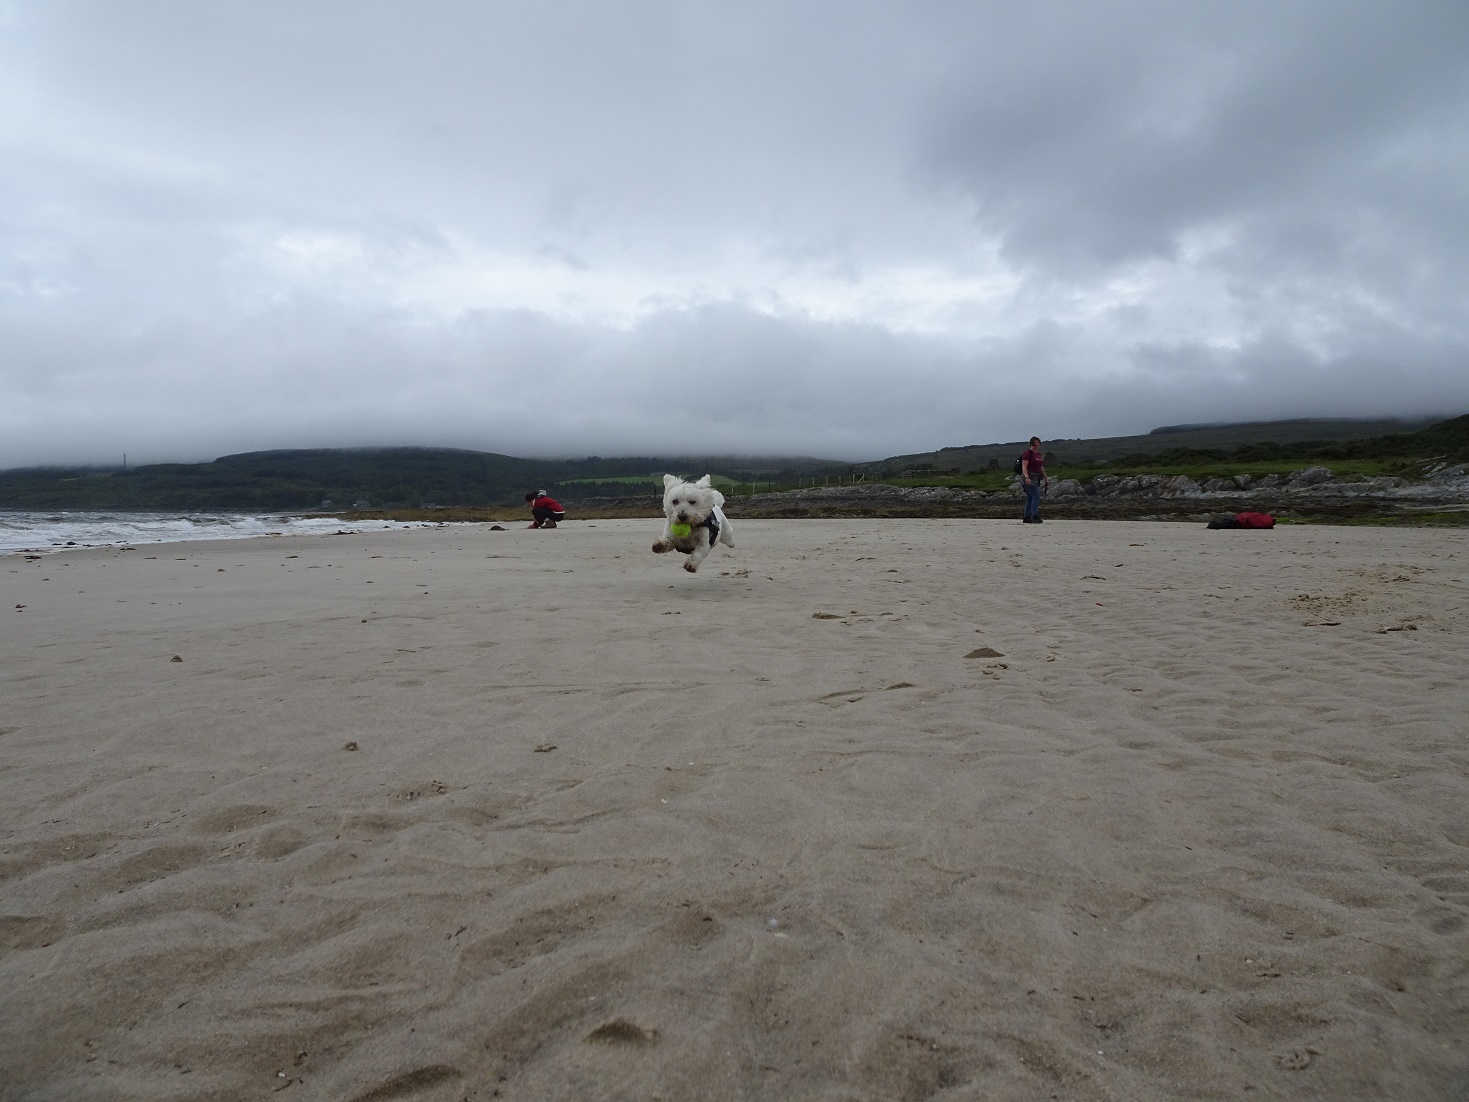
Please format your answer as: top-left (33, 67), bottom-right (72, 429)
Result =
top-left (1084, 458), bottom-right (1413, 481)
top-left (879, 457), bottom-right (1428, 489)
top-left (882, 473), bottom-right (1015, 492)
top-left (557, 474), bottom-right (665, 486)
top-left (558, 473), bottom-right (751, 491)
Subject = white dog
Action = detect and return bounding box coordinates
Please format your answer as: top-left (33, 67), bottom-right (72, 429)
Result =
top-left (651, 473), bottom-right (735, 573)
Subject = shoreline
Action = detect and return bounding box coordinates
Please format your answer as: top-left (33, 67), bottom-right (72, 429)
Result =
top-left (8, 470), bottom-right (1469, 557)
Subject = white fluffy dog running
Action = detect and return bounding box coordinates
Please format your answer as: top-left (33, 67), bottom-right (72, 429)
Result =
top-left (651, 474), bottom-right (735, 573)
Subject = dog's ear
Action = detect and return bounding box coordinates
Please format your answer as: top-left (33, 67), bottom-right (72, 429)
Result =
top-left (662, 474), bottom-right (679, 491)
top-left (696, 474), bottom-right (712, 487)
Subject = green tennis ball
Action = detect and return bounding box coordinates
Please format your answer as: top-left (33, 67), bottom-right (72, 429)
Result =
top-left (669, 522), bottom-right (692, 539)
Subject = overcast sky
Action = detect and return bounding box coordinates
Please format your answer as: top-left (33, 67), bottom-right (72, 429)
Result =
top-left (3, 0), bottom-right (1467, 468)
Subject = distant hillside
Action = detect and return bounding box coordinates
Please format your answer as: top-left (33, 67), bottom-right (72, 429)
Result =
top-left (0, 447), bottom-right (850, 511)
top-left (3, 415), bottom-right (1464, 512)
top-left (860, 416), bottom-right (1451, 474)
top-left (1355, 413), bottom-right (1469, 459)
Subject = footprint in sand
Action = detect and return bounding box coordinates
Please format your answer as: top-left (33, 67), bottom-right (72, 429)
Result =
top-left (585, 1019), bottom-right (659, 1046)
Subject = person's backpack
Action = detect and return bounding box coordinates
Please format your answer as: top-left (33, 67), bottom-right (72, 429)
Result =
top-left (1209, 512), bottom-right (1275, 529)
top-left (1012, 456), bottom-right (1023, 475)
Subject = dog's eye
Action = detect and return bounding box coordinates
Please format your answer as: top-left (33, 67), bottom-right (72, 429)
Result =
top-left (671, 498), bottom-right (679, 505)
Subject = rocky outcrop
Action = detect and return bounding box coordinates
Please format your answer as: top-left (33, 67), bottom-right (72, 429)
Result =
top-left (737, 465), bottom-right (1469, 519)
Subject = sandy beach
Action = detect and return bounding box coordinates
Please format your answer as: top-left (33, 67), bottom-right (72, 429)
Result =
top-left (2, 517), bottom-right (1466, 1100)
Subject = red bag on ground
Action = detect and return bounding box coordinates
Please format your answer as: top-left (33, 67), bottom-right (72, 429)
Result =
top-left (1234, 512), bottom-right (1276, 528)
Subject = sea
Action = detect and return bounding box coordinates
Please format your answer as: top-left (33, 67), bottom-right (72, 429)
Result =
top-left (0, 510), bottom-right (424, 555)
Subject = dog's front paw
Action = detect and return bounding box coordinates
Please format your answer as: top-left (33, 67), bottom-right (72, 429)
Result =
top-left (683, 560), bottom-right (698, 573)
top-left (652, 541), bottom-right (671, 553)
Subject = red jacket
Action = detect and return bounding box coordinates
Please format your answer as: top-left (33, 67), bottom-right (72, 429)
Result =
top-left (532, 495), bottom-right (564, 513)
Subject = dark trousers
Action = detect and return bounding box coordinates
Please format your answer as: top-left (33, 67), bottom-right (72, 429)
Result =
top-left (1023, 481), bottom-right (1042, 520)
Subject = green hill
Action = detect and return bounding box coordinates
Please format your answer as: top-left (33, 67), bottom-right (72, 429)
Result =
top-left (0, 448), bottom-right (849, 511)
top-left (859, 416), bottom-right (1453, 475)
top-left (2, 415), bottom-right (1464, 512)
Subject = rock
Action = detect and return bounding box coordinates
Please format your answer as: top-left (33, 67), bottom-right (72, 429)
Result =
top-left (728, 466), bottom-right (1469, 520)
top-left (1291, 465), bottom-right (1334, 487)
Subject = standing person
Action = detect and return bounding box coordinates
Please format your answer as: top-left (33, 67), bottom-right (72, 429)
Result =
top-left (525, 490), bottom-right (566, 529)
top-left (1020, 436), bottom-right (1048, 524)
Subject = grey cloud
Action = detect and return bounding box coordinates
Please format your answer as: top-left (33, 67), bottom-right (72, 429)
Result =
top-left (3, 1), bottom-right (1467, 470)
top-left (8, 294), bottom-right (1462, 469)
top-left (920, 2), bottom-right (1469, 269)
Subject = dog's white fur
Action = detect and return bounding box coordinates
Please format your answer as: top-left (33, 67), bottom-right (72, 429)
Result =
top-left (651, 473), bottom-right (735, 573)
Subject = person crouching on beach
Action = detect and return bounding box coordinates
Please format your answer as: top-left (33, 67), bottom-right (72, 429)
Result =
top-left (1021, 436), bottom-right (1048, 524)
top-left (526, 490), bottom-right (566, 529)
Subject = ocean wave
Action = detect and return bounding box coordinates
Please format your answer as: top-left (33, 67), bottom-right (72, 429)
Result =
top-left (0, 511), bottom-right (421, 553)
